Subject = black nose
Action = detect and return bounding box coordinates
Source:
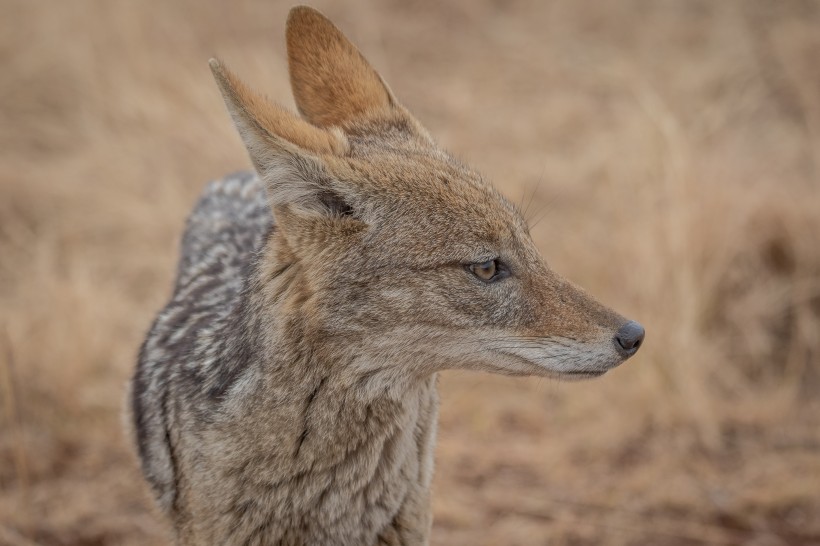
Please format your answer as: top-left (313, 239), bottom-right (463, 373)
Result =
top-left (614, 320), bottom-right (645, 356)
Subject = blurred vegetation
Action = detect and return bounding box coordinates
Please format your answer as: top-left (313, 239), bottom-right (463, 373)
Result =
top-left (1, 1), bottom-right (819, 544)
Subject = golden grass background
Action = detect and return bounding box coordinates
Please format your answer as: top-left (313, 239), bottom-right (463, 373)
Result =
top-left (2, 1), bottom-right (819, 544)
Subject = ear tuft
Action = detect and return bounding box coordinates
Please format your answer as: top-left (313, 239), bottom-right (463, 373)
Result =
top-left (286, 6), bottom-right (395, 127)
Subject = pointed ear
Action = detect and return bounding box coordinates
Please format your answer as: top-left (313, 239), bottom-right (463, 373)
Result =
top-left (286, 6), bottom-right (396, 127)
top-left (209, 58), bottom-right (354, 216)
top-left (209, 58), bottom-right (347, 162)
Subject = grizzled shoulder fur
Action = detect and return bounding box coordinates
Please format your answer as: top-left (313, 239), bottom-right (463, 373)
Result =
top-left (130, 171), bottom-right (270, 511)
top-left (177, 171), bottom-right (271, 289)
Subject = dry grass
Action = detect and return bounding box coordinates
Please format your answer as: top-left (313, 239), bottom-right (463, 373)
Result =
top-left (2, 1), bottom-right (819, 544)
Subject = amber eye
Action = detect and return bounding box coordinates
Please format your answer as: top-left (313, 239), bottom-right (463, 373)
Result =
top-left (468, 259), bottom-right (500, 282)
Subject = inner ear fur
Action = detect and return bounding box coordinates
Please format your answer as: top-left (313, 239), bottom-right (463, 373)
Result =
top-left (286, 6), bottom-right (396, 128)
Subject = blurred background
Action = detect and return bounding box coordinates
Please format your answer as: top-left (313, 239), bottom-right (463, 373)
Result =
top-left (1, 1), bottom-right (819, 544)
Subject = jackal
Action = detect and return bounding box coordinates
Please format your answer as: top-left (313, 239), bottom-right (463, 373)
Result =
top-left (130, 6), bottom-right (644, 545)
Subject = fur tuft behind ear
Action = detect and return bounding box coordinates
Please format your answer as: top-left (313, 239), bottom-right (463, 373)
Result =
top-left (261, 154), bottom-right (356, 218)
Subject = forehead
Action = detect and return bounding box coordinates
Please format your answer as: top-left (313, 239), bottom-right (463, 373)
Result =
top-left (342, 140), bottom-right (528, 262)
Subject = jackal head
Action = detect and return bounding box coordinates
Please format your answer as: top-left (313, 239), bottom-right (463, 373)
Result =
top-left (210, 6), bottom-right (644, 383)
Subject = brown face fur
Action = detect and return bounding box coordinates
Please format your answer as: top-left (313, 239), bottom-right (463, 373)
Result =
top-left (211, 6), bottom-right (640, 383)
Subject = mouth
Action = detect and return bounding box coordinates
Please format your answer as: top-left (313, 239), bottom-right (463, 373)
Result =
top-left (489, 342), bottom-right (622, 380)
top-left (559, 369), bottom-right (608, 381)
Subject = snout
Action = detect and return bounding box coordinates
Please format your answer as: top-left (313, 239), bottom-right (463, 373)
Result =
top-left (614, 320), bottom-right (645, 357)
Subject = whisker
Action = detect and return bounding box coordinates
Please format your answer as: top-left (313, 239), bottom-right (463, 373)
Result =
top-left (522, 165), bottom-right (545, 222)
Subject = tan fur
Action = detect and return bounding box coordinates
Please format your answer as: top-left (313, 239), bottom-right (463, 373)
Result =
top-left (131, 6), bottom-right (643, 545)
top-left (286, 6), bottom-right (394, 127)
top-left (209, 58), bottom-right (348, 157)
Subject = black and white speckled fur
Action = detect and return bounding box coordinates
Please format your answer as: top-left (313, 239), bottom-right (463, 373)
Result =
top-left (131, 171), bottom-right (438, 545)
top-left (132, 171), bottom-right (268, 508)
